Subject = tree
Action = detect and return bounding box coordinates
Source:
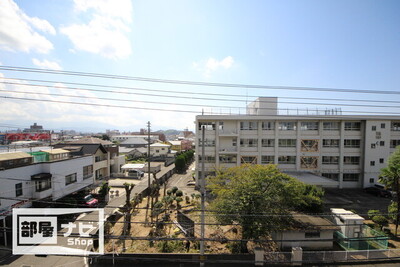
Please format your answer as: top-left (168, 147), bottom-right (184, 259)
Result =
top-left (175, 155), bottom-right (186, 173)
top-left (379, 146), bottom-right (400, 235)
top-left (101, 134), bottom-right (110, 141)
top-left (207, 164), bottom-right (324, 252)
top-left (368, 210), bottom-right (388, 230)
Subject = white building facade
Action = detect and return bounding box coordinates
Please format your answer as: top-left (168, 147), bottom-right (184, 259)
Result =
top-left (195, 99), bottom-right (400, 188)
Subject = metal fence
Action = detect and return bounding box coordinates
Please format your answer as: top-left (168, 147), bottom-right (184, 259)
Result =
top-left (264, 249), bottom-right (400, 264)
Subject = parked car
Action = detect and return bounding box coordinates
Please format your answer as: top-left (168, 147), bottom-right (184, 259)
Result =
top-left (126, 169), bottom-right (144, 179)
top-left (84, 194), bottom-right (99, 207)
top-left (364, 186), bottom-right (392, 198)
top-left (187, 180), bottom-right (196, 186)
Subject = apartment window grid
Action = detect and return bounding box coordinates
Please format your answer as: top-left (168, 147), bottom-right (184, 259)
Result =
top-left (241, 156), bottom-right (257, 164)
top-left (198, 138), bottom-right (215, 147)
top-left (344, 139), bottom-right (361, 148)
top-left (301, 122), bottom-right (319, 131)
top-left (380, 158), bottom-right (384, 164)
top-left (278, 156), bottom-right (296, 164)
top-left (391, 122), bottom-right (400, 131)
top-left (278, 139), bottom-right (296, 147)
top-left (343, 173), bottom-right (360, 182)
top-left (323, 139), bottom-right (340, 148)
top-left (262, 121), bottom-right (275, 130)
top-left (371, 143), bottom-right (376, 149)
top-left (198, 122), bottom-right (216, 130)
top-left (380, 141), bottom-right (385, 147)
top-left (322, 173), bottom-right (339, 181)
top-left (301, 139), bottom-right (319, 152)
top-left (262, 139), bottom-right (275, 147)
top-left (240, 138), bottom-right (258, 147)
top-left (344, 156), bottom-right (360, 165)
top-left (390, 140), bottom-right (400, 148)
top-left (370, 161), bottom-right (375, 166)
top-left (322, 156), bottom-right (339, 165)
top-left (300, 156), bottom-right (318, 169)
top-left (35, 179), bottom-right (51, 192)
top-left (219, 155), bottom-right (237, 163)
top-left (344, 122), bottom-right (361, 131)
top-left (240, 121), bottom-right (258, 130)
top-left (381, 123), bottom-right (386, 129)
top-left (261, 155), bottom-right (274, 164)
top-left (83, 165), bottom-right (93, 179)
top-left (65, 173), bottom-right (77, 185)
top-left (370, 178), bottom-right (375, 184)
top-left (323, 122), bottom-right (340, 130)
top-left (198, 155), bottom-right (216, 163)
top-left (15, 183), bottom-right (23, 197)
top-left (278, 122), bottom-right (296, 131)
top-left (372, 126), bottom-right (376, 131)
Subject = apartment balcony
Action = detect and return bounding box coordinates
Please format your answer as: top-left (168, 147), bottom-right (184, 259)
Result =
top-left (219, 147), bottom-right (238, 154)
top-left (218, 130), bottom-right (238, 136)
top-left (33, 187), bottom-right (52, 199)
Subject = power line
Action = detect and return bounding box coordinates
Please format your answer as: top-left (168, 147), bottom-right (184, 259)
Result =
top-left (1, 65), bottom-right (400, 95)
top-left (3, 81), bottom-right (400, 111)
top-left (4, 77), bottom-right (400, 105)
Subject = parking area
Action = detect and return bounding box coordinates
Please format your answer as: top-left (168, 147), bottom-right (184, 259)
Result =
top-left (323, 188), bottom-right (393, 217)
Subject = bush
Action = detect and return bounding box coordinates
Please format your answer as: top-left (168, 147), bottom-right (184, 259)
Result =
top-left (226, 242), bottom-right (242, 254)
top-left (157, 240), bottom-right (184, 253)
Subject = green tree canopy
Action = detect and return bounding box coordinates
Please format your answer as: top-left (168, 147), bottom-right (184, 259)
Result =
top-left (380, 146), bottom-right (400, 234)
top-left (207, 164), bottom-right (324, 252)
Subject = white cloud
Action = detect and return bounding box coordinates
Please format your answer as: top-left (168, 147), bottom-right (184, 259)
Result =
top-left (193, 56), bottom-right (235, 77)
top-left (0, 0), bottom-right (54, 54)
top-left (32, 58), bottom-right (62, 70)
top-left (60, 0), bottom-right (132, 59)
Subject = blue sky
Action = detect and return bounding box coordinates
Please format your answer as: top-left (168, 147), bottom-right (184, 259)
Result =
top-left (0, 0), bottom-right (399, 132)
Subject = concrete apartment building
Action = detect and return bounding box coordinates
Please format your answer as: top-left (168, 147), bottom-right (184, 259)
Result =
top-left (195, 97), bottom-right (400, 188)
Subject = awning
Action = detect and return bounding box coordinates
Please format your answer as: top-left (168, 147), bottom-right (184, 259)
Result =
top-left (283, 171), bottom-right (339, 188)
top-left (31, 173), bottom-right (52, 180)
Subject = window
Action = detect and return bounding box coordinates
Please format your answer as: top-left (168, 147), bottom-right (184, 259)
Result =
top-left (391, 140), bottom-right (400, 148)
top-left (261, 139), bottom-right (274, 147)
top-left (305, 232), bottom-right (320, 238)
top-left (381, 123), bottom-right (386, 129)
top-left (240, 138), bottom-right (258, 147)
top-left (218, 122), bottom-right (224, 130)
top-left (301, 140), bottom-right (319, 152)
top-left (35, 179), bottom-right (51, 192)
top-left (322, 156), bottom-right (339, 165)
top-left (372, 126), bottom-right (376, 131)
top-left (323, 139), bottom-right (339, 148)
top-left (198, 155), bottom-right (215, 163)
top-left (380, 158), bottom-right (384, 164)
top-left (262, 121), bottom-right (275, 130)
top-left (323, 122), bottom-right (340, 130)
top-left (278, 156), bottom-right (296, 164)
top-left (65, 173), bottom-right (77, 185)
top-left (156, 150), bottom-right (159, 153)
top-left (391, 122), bottom-right (400, 131)
top-left (344, 139), bottom-right (361, 148)
top-left (371, 143), bottom-right (376, 149)
top-left (15, 183), bottom-right (23, 197)
top-left (241, 156), bottom-right (257, 164)
top-left (83, 165), bottom-right (93, 179)
top-left (278, 122), bottom-right (296, 131)
top-left (322, 173), bottom-right (339, 181)
top-left (370, 178), bottom-right (375, 184)
top-left (343, 173), bottom-right (359, 182)
top-left (278, 139), bottom-right (296, 147)
top-left (344, 122), bottom-right (361, 131)
top-left (301, 156), bottom-right (318, 169)
top-left (198, 122), bottom-right (216, 130)
top-left (219, 155), bottom-right (237, 163)
top-left (199, 139), bottom-right (215, 147)
top-left (261, 155), bottom-right (274, 164)
top-left (344, 156), bottom-right (360, 165)
top-left (370, 161), bottom-right (375, 166)
top-left (240, 121), bottom-right (258, 130)
top-left (301, 122), bottom-right (318, 131)
top-left (376, 132), bottom-right (381, 139)
top-left (380, 141), bottom-right (385, 146)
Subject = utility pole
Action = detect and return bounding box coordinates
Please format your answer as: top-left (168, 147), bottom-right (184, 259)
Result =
top-left (200, 125), bottom-right (206, 266)
top-left (145, 121), bottom-right (151, 225)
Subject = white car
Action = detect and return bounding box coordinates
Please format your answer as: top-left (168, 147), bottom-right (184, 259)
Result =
top-left (186, 181), bottom-right (196, 186)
